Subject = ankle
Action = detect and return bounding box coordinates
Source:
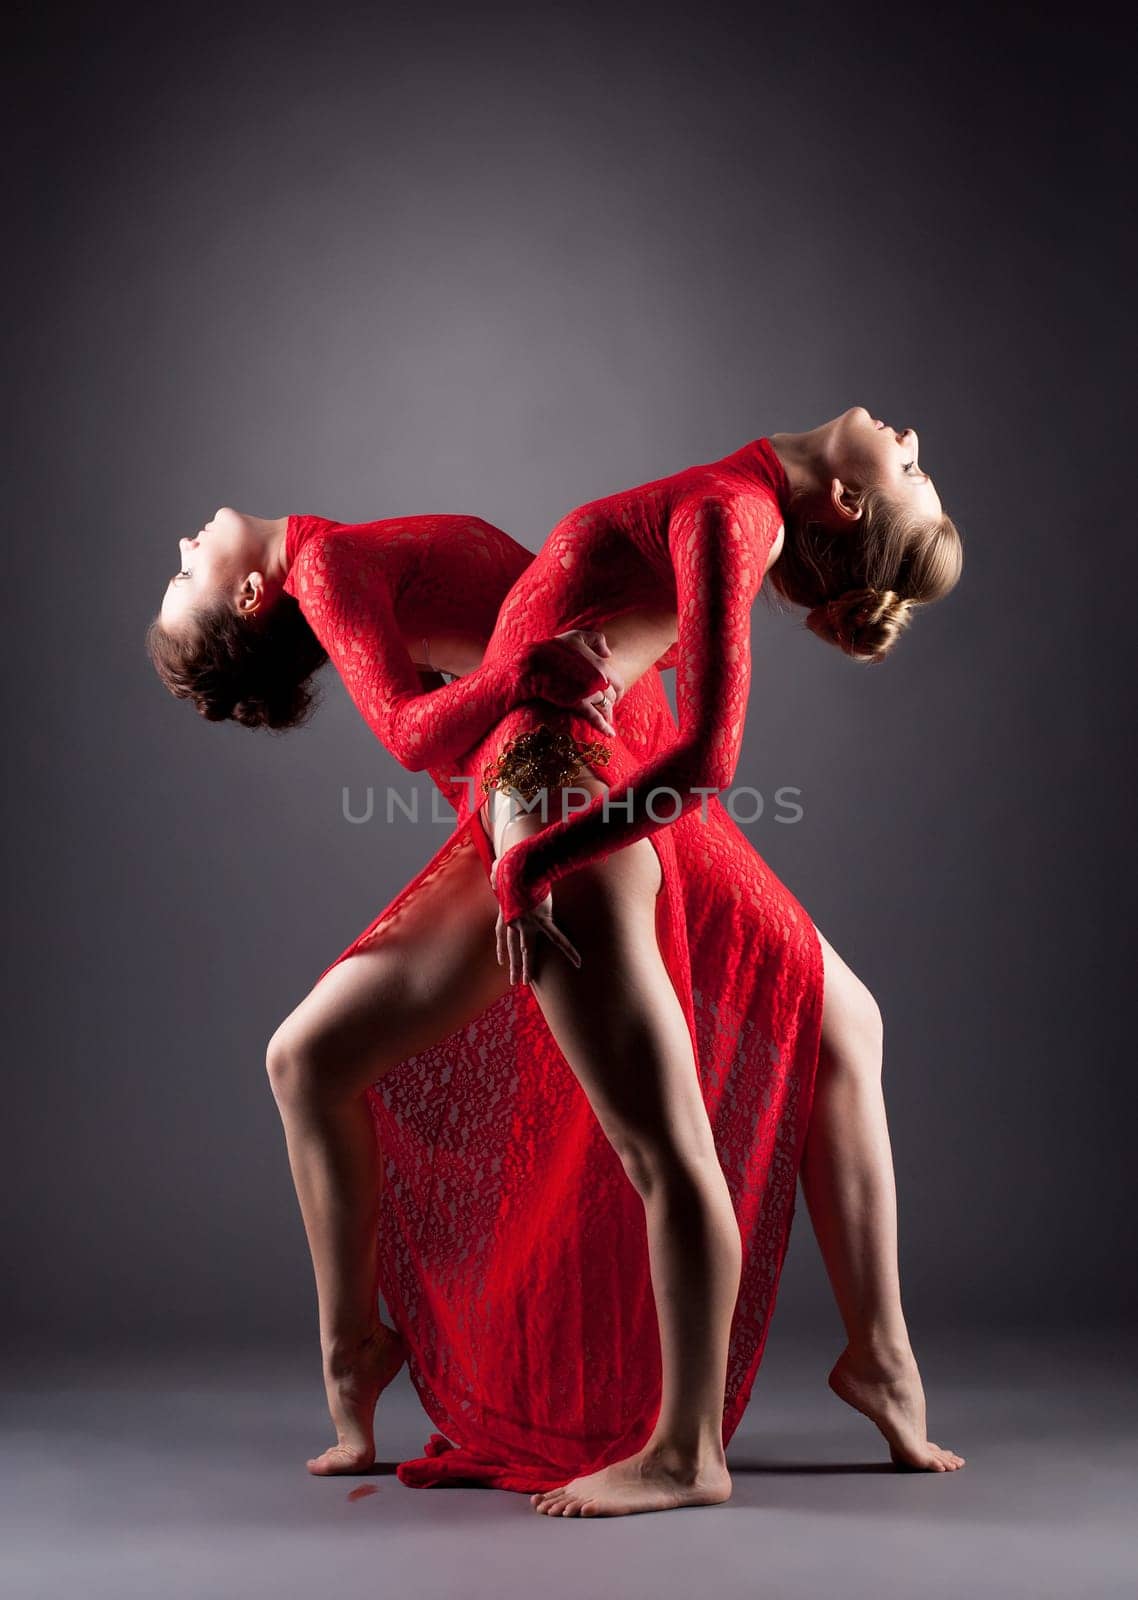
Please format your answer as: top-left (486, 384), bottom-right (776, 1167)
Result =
top-left (322, 1324), bottom-right (385, 1374)
top-left (645, 1427), bottom-right (727, 1474)
top-left (843, 1333), bottom-right (915, 1376)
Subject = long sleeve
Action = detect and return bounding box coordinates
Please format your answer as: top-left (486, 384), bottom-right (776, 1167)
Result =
top-left (493, 493), bottom-right (780, 922)
top-left (287, 525), bottom-right (611, 772)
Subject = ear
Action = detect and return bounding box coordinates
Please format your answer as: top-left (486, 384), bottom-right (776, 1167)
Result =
top-left (830, 478), bottom-right (864, 525)
top-left (236, 572), bottom-right (265, 619)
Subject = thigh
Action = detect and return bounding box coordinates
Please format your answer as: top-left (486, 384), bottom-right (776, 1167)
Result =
top-left (278, 835), bottom-right (510, 1101)
top-left (485, 768), bottom-right (663, 898)
top-left (489, 782), bottom-right (706, 1157)
top-left (811, 922), bottom-right (884, 1064)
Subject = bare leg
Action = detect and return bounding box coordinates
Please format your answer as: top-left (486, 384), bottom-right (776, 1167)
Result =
top-left (487, 785), bottom-right (737, 1517)
top-left (800, 925), bottom-right (964, 1471)
top-left (265, 835), bottom-right (509, 1473)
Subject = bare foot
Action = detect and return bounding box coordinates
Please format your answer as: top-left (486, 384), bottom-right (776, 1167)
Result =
top-left (828, 1344), bottom-right (965, 1471)
top-left (306, 1323), bottom-right (406, 1476)
top-left (531, 1440), bottom-right (732, 1518)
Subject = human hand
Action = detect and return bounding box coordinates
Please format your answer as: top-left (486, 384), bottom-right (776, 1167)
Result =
top-left (526, 629), bottom-right (624, 737)
top-left (490, 851), bottom-right (581, 985)
top-left (556, 628), bottom-right (624, 736)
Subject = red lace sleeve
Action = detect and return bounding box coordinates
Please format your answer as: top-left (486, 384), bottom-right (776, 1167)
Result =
top-left (493, 493), bottom-right (781, 922)
top-left (286, 524), bottom-right (610, 772)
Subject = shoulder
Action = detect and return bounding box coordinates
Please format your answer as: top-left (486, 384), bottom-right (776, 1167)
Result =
top-left (668, 490), bottom-right (782, 600)
top-left (284, 518), bottom-right (390, 607)
top-left (432, 515), bottom-right (528, 564)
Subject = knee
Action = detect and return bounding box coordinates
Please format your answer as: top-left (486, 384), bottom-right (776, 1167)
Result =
top-left (265, 1015), bottom-right (330, 1108)
top-left (610, 1125), bottom-right (720, 1204)
top-left (613, 1136), bottom-right (656, 1198)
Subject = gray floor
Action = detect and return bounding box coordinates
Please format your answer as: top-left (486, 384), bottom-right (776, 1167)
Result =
top-left (2, 1326), bottom-right (1134, 1600)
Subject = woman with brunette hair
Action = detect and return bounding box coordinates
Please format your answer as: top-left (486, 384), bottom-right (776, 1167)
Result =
top-left (147, 405), bottom-right (963, 1517)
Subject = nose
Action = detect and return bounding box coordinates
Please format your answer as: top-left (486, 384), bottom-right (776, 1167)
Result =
top-left (898, 426), bottom-right (919, 457)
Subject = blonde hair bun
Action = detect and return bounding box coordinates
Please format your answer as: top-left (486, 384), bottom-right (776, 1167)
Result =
top-left (805, 586), bottom-right (913, 664)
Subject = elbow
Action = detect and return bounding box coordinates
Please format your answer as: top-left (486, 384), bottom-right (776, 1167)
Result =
top-left (704, 753), bottom-right (738, 794)
top-left (387, 739), bottom-right (431, 774)
top-left (672, 740), bottom-right (737, 797)
top-left (382, 709), bottom-right (436, 772)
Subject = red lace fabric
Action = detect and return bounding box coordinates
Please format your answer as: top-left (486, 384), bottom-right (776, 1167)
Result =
top-left (487, 440), bottom-right (796, 924)
top-left (284, 458), bottom-right (823, 1492)
top-left (282, 514), bottom-right (608, 797)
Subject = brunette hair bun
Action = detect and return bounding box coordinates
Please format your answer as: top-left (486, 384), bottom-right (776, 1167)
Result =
top-left (146, 593), bottom-right (329, 730)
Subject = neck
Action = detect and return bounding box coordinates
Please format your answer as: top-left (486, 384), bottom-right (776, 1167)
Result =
top-left (766, 430), bottom-right (826, 500)
top-left (252, 515), bottom-right (292, 590)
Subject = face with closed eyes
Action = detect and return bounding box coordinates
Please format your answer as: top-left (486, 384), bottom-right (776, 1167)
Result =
top-left (159, 507), bottom-right (265, 634)
top-left (818, 405), bottom-right (943, 523)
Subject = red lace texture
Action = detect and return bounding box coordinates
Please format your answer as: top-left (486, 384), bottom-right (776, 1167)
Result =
top-left (284, 514), bottom-right (608, 791)
top-left (284, 464), bottom-right (823, 1492)
top-left (486, 440), bottom-right (793, 923)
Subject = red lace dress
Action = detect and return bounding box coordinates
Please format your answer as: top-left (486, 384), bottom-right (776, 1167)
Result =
top-left (283, 447), bottom-right (823, 1492)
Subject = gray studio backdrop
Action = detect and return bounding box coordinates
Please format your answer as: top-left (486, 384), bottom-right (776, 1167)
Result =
top-left (5, 1), bottom-right (1131, 1358)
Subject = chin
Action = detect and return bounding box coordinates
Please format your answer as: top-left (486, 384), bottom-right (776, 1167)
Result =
top-left (824, 405), bottom-right (869, 432)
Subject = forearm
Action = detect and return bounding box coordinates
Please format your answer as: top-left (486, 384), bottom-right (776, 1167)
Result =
top-left (289, 528), bottom-right (609, 773)
top-left (382, 639), bottom-right (609, 771)
top-left (494, 738), bottom-right (729, 922)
